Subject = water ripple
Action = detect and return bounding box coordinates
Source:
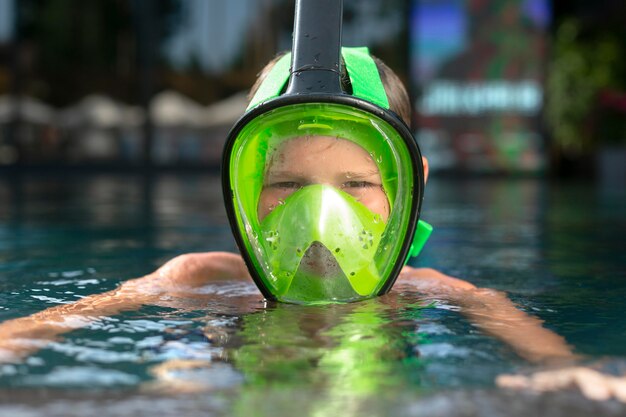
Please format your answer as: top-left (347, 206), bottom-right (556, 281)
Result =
top-left (21, 366), bottom-right (140, 387)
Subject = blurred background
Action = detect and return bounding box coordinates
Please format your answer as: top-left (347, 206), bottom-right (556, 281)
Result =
top-left (0, 0), bottom-right (624, 180)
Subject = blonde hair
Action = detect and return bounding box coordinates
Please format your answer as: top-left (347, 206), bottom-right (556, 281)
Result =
top-left (248, 52), bottom-right (412, 127)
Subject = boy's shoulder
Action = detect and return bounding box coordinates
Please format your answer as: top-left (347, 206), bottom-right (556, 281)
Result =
top-left (157, 252), bottom-right (251, 286)
top-left (398, 266), bottom-right (476, 291)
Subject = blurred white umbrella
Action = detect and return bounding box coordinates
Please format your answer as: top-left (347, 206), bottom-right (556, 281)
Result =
top-left (60, 94), bottom-right (144, 129)
top-left (59, 95), bottom-right (145, 160)
top-left (198, 91), bottom-right (248, 128)
top-left (0, 95), bottom-right (57, 125)
top-left (150, 90), bottom-right (205, 127)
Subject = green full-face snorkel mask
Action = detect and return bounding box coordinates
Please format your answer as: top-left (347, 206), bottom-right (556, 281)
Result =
top-left (222, 0), bottom-right (432, 304)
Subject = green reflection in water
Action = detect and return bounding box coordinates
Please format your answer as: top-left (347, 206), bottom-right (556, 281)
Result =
top-left (229, 295), bottom-right (431, 416)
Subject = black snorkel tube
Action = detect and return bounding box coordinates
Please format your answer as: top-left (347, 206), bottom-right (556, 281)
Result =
top-left (284, 0), bottom-right (344, 96)
top-left (222, 0), bottom-right (426, 301)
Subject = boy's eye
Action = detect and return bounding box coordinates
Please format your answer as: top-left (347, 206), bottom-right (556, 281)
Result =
top-left (271, 181), bottom-right (302, 189)
top-left (342, 181), bottom-right (378, 189)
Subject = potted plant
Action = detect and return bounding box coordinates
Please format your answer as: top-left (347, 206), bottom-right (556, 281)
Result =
top-left (545, 18), bottom-right (626, 181)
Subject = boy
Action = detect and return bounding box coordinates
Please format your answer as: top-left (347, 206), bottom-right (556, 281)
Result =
top-left (1, 51), bottom-right (623, 401)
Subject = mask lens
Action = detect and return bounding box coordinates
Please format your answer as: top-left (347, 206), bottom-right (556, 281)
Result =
top-left (229, 103), bottom-right (416, 304)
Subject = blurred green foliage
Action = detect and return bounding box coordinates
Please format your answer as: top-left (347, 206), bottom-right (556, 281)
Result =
top-left (546, 18), bottom-right (626, 155)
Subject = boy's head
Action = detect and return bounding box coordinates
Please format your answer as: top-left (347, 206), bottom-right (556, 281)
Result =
top-left (249, 53), bottom-right (429, 184)
top-left (223, 48), bottom-right (429, 304)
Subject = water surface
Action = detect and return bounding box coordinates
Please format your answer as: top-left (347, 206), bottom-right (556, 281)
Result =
top-left (0, 174), bottom-right (624, 416)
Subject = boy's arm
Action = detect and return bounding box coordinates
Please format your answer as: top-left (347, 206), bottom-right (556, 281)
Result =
top-left (0, 252), bottom-right (250, 362)
top-left (402, 267), bottom-right (626, 402)
top-left (398, 267), bottom-right (576, 364)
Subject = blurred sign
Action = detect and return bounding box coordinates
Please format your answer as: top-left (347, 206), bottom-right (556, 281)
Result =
top-left (411, 0), bottom-right (551, 172)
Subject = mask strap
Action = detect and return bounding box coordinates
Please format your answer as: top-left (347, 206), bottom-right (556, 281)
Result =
top-left (248, 47), bottom-right (390, 111)
top-left (247, 53), bottom-right (292, 111)
top-left (341, 47), bottom-right (389, 109)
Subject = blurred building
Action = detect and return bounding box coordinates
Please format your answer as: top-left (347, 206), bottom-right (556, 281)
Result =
top-left (1, 0), bottom-right (621, 175)
top-left (412, 0), bottom-right (550, 173)
top-left (0, 0), bottom-right (409, 169)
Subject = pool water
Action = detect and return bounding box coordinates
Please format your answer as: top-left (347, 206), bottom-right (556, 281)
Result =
top-left (0, 174), bottom-right (624, 416)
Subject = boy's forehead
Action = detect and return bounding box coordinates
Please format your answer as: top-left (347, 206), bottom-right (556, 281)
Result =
top-left (273, 135), bottom-right (371, 157)
top-left (266, 136), bottom-right (381, 178)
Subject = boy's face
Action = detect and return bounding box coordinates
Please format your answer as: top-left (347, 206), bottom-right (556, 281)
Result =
top-left (258, 136), bottom-right (390, 221)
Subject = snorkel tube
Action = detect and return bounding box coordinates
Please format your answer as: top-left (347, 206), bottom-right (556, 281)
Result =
top-left (222, 0), bottom-right (431, 304)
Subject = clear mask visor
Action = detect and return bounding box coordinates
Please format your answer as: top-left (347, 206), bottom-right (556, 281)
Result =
top-left (229, 103), bottom-right (416, 304)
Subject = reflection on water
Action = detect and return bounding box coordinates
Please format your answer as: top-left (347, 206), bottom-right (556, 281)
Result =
top-left (0, 174), bottom-right (625, 415)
